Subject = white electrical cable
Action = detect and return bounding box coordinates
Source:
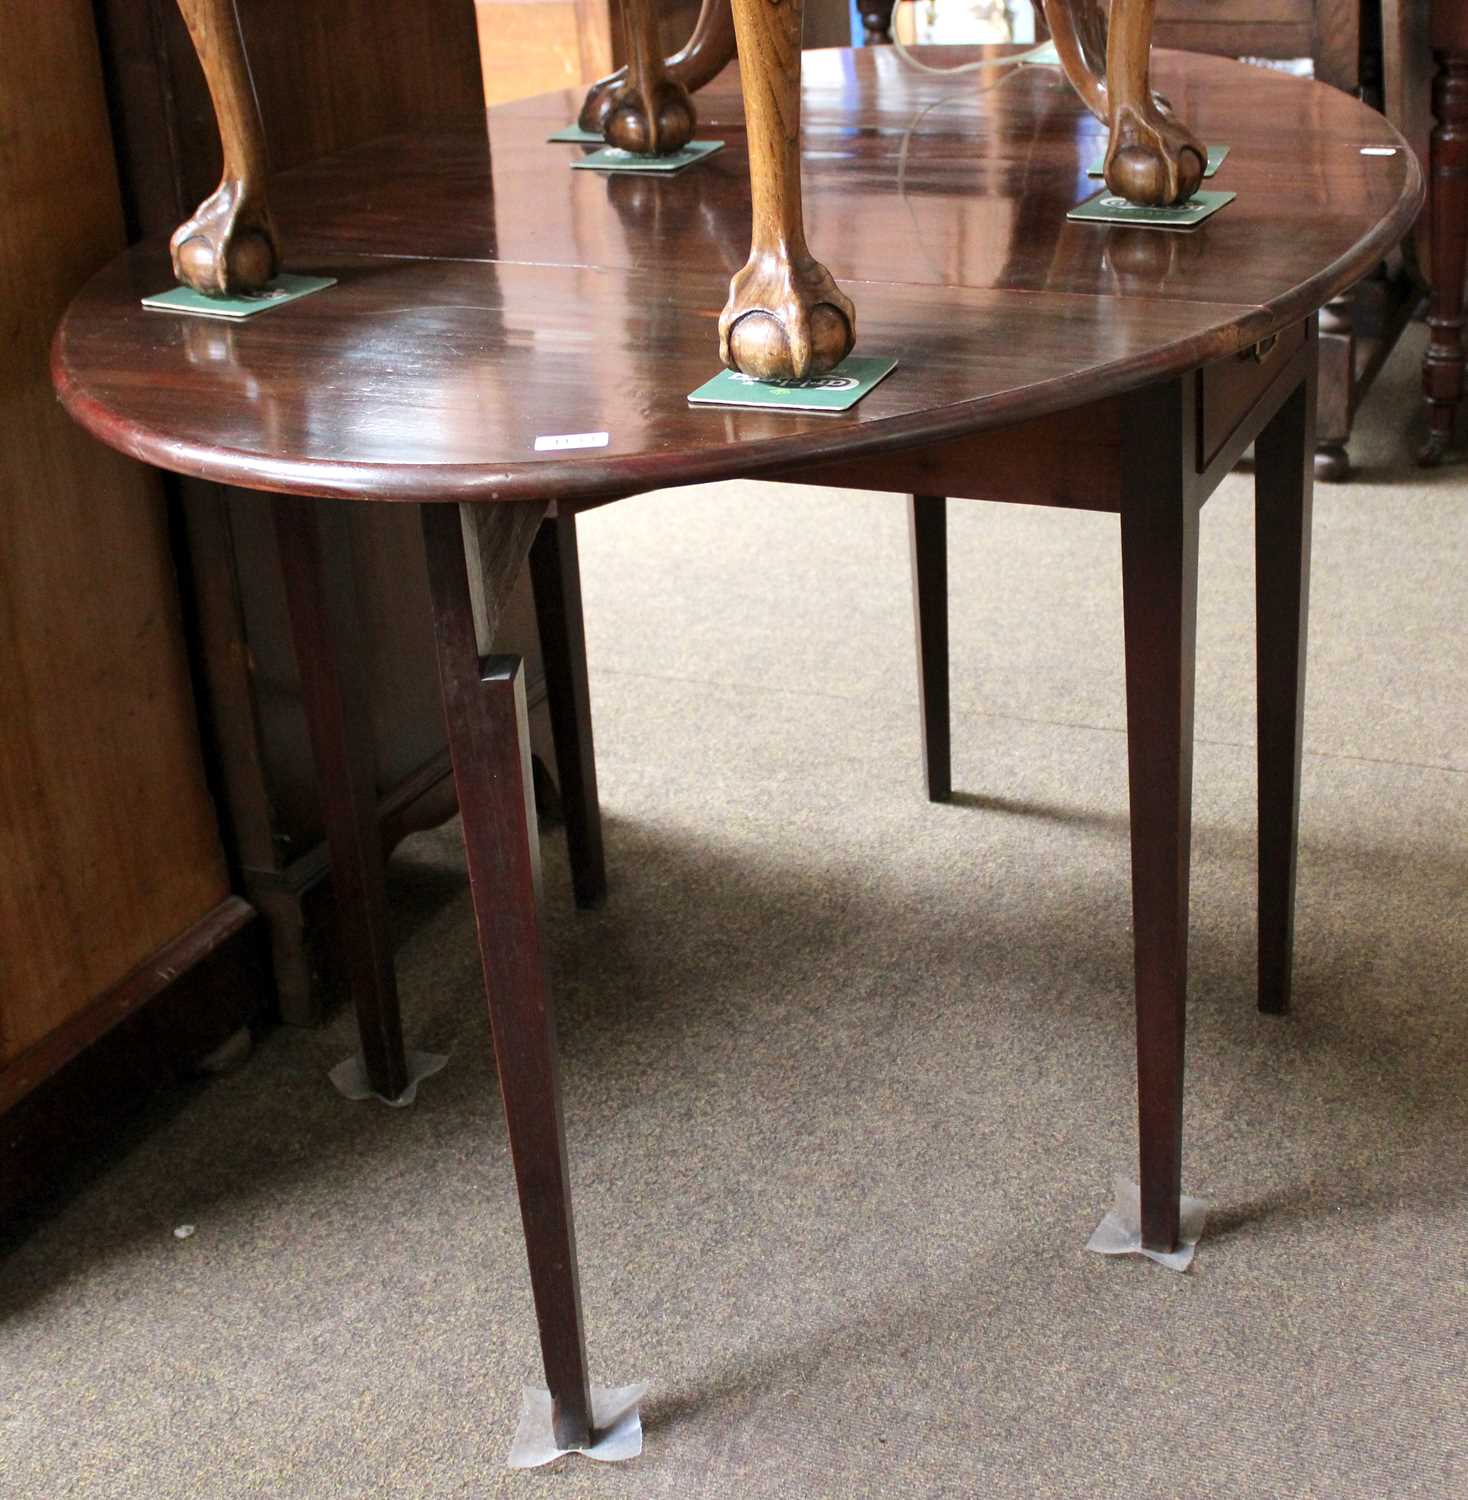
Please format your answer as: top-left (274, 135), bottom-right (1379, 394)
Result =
top-left (887, 1), bottom-right (1053, 76)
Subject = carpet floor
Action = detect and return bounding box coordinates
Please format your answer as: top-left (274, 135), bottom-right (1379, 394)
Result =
top-left (3, 326), bottom-right (1465, 1498)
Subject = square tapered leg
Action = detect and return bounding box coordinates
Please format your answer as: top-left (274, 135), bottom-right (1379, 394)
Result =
top-left (421, 501), bottom-right (594, 1451)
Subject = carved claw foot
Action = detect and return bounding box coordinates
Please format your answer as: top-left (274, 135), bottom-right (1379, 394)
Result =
top-left (578, 74), bottom-right (619, 135)
top-left (719, 252), bottom-right (856, 380)
top-left (1104, 99), bottom-right (1206, 206)
top-left (170, 181), bottom-right (279, 295)
top-left (604, 77), bottom-right (697, 155)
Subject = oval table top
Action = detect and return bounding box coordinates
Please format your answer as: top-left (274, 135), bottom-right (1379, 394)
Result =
top-left (54, 46), bottom-right (1421, 506)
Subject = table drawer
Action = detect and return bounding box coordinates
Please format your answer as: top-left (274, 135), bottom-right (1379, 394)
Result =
top-left (1197, 318), bottom-right (1308, 471)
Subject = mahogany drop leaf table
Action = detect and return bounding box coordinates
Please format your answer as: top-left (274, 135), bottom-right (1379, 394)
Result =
top-left (54, 47), bottom-right (1420, 1455)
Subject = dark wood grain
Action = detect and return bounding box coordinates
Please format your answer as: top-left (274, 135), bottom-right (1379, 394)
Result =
top-left (420, 502), bottom-right (593, 1451)
top-left (908, 495), bottom-right (951, 803)
top-left (530, 514), bottom-right (607, 909)
top-left (1119, 375), bottom-right (1199, 1255)
top-left (1421, 2), bottom-right (1468, 464)
top-left (55, 49), bottom-right (1420, 507)
top-left (273, 496), bottom-right (408, 1101)
top-left (1253, 359), bottom-right (1315, 1016)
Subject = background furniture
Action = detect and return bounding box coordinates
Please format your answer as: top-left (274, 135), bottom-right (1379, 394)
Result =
top-left (1405, 0), bottom-right (1468, 461)
top-left (90, 0), bottom-right (576, 1027)
top-left (0, 0), bottom-right (260, 1216)
top-left (868, 0), bottom-right (1459, 474)
top-left (55, 47), bottom-right (1419, 1438)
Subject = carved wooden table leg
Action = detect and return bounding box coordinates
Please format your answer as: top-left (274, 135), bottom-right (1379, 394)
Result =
top-left (1047, 0), bottom-right (1205, 207)
top-left (1253, 359), bottom-right (1315, 1016)
top-left (580, 0), bottom-right (736, 137)
top-left (1102, 0), bottom-right (1205, 205)
top-left (602, 0), bottom-right (698, 154)
top-left (1420, 8), bottom-right (1468, 466)
top-left (1119, 377), bottom-right (1198, 1255)
top-left (420, 500), bottom-right (594, 1452)
top-left (272, 498), bottom-right (408, 1103)
top-left (171, 0), bottom-right (279, 294)
top-left (720, 0), bottom-right (855, 378)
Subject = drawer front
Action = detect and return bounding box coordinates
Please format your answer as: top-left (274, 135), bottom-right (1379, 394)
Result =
top-left (1197, 319), bottom-right (1309, 472)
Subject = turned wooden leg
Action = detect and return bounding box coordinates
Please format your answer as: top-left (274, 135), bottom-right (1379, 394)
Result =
top-left (720, 0), bottom-right (855, 378)
top-left (580, 0), bottom-right (735, 136)
top-left (602, 0), bottom-right (698, 154)
top-left (1254, 356), bottom-right (1315, 1016)
top-left (858, 0), bottom-right (896, 45)
top-left (421, 500), bottom-right (594, 1452)
top-left (1420, 25), bottom-right (1468, 466)
top-left (529, 512), bottom-right (607, 909)
top-left (908, 495), bottom-right (951, 804)
top-left (1119, 377), bottom-right (1198, 1255)
top-left (272, 498), bottom-right (408, 1102)
top-left (1314, 292), bottom-right (1355, 481)
top-left (171, 0), bottom-right (280, 294)
top-left (1101, 0), bottom-right (1205, 206)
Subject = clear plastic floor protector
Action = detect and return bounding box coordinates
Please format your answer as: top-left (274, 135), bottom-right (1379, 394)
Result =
top-left (1086, 1174), bottom-right (1210, 1272)
top-left (327, 1050), bottom-right (448, 1107)
top-left (507, 1383), bottom-right (648, 1469)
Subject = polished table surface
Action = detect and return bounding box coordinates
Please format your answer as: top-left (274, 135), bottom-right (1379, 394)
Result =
top-left (55, 47), bottom-right (1419, 505)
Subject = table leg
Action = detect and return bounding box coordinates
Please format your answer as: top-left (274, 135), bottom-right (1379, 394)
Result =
top-left (273, 497), bottom-right (408, 1103)
top-left (1119, 378), bottom-right (1198, 1255)
top-left (530, 512), bottom-right (607, 909)
top-left (908, 494), bottom-right (951, 803)
top-left (1254, 363), bottom-right (1316, 1016)
top-left (420, 501), bottom-right (594, 1452)
top-left (1420, 28), bottom-right (1468, 465)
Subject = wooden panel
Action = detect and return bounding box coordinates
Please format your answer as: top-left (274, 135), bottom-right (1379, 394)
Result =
top-left (1154, 0), bottom-right (1313, 60)
top-left (473, 0), bottom-right (704, 105)
top-left (1312, 0), bottom-right (1363, 92)
top-left (1198, 318), bottom-right (1309, 470)
top-left (477, 1), bottom-right (600, 105)
top-left (775, 403), bottom-right (1124, 512)
top-left (96, 0), bottom-right (485, 228)
top-left (0, 0), bottom-right (229, 1064)
top-left (1152, 20), bottom-right (1313, 56)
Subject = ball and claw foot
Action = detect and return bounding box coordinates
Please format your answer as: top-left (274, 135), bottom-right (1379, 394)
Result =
top-left (579, 76), bottom-right (618, 136)
top-left (719, 256), bottom-right (856, 380)
top-left (604, 79), bottom-right (697, 155)
top-left (169, 180), bottom-right (279, 296)
top-left (1314, 443), bottom-right (1351, 482)
top-left (1104, 100), bottom-right (1206, 207)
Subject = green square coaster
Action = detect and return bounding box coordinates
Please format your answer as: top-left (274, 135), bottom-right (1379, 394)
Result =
top-left (1089, 144), bottom-right (1228, 178)
top-left (547, 123), bottom-right (604, 144)
top-left (571, 140), bottom-right (724, 174)
top-left (141, 273), bottom-right (336, 320)
top-left (1066, 188), bottom-right (1235, 229)
top-left (688, 355), bottom-right (898, 414)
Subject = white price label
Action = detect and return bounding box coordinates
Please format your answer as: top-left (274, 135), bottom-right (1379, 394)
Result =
top-left (534, 431), bottom-right (610, 452)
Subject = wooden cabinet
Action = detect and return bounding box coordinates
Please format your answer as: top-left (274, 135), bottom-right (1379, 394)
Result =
top-left (89, 0), bottom-right (569, 1026)
top-left (1, 0), bottom-right (260, 1212)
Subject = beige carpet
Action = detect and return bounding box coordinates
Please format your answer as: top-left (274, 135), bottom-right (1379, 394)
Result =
top-left (3, 325), bottom-right (1465, 1498)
